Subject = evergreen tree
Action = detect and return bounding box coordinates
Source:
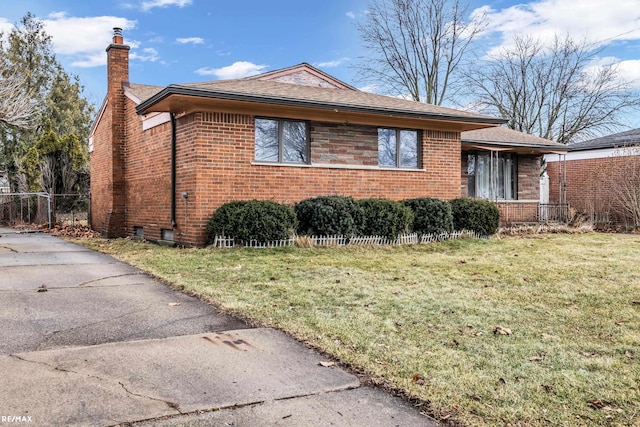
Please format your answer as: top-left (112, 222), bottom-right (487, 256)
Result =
top-left (0, 12), bottom-right (93, 192)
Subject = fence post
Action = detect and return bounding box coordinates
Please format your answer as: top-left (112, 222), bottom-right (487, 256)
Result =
top-left (47, 193), bottom-right (52, 229)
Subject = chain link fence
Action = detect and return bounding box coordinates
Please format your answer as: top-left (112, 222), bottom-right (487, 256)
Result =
top-left (0, 193), bottom-right (51, 227)
top-left (52, 193), bottom-right (90, 227)
top-left (0, 193), bottom-right (89, 228)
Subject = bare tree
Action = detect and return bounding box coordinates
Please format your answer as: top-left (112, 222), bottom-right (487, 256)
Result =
top-left (355, 0), bottom-right (484, 105)
top-left (608, 147), bottom-right (640, 229)
top-left (39, 154), bottom-right (57, 195)
top-left (0, 70), bottom-right (38, 129)
top-left (467, 35), bottom-right (639, 144)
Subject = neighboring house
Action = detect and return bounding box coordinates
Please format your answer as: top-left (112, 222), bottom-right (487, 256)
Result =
top-left (90, 29), bottom-right (566, 246)
top-left (546, 128), bottom-right (640, 226)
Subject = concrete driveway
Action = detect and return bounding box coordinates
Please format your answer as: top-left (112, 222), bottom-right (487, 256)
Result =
top-left (0, 228), bottom-right (434, 426)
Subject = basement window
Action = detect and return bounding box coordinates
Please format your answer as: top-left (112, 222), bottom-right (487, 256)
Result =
top-left (161, 229), bottom-right (174, 242)
top-left (133, 226), bottom-right (144, 239)
top-left (255, 118), bottom-right (309, 164)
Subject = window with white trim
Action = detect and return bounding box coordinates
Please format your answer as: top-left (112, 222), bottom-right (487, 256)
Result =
top-left (255, 118), bottom-right (309, 164)
top-left (378, 128), bottom-right (419, 168)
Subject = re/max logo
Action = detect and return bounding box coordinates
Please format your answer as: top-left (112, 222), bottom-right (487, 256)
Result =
top-left (1, 416), bottom-right (32, 423)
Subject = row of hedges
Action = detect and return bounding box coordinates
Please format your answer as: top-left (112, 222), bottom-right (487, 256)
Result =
top-left (207, 196), bottom-right (500, 244)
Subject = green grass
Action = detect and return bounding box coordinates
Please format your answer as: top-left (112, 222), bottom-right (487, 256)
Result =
top-left (78, 234), bottom-right (640, 426)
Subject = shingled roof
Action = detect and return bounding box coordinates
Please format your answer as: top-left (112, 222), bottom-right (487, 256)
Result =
top-left (126, 83), bottom-right (164, 103)
top-left (462, 126), bottom-right (567, 152)
top-left (134, 77), bottom-right (504, 126)
top-left (567, 128), bottom-right (640, 152)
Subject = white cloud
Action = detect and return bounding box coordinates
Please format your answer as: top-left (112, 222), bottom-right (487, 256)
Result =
top-left (346, 11), bottom-right (356, 19)
top-left (617, 59), bottom-right (640, 87)
top-left (585, 57), bottom-right (640, 88)
top-left (176, 37), bottom-right (204, 44)
top-left (0, 17), bottom-right (12, 35)
top-left (358, 84), bottom-right (379, 93)
top-left (71, 52), bottom-right (107, 68)
top-left (315, 58), bottom-right (350, 68)
top-left (39, 14), bottom-right (137, 67)
top-left (195, 61), bottom-right (268, 79)
top-left (141, 0), bottom-right (192, 12)
top-left (130, 47), bottom-right (159, 62)
top-left (478, 0), bottom-right (640, 55)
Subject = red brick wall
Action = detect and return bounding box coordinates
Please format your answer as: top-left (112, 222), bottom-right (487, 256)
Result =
top-left (171, 114), bottom-right (462, 246)
top-left (90, 41), bottom-right (129, 237)
top-left (310, 123), bottom-right (378, 166)
top-left (496, 202), bottom-right (539, 224)
top-left (123, 101), bottom-right (174, 242)
top-left (548, 154), bottom-right (640, 224)
top-left (518, 155), bottom-right (541, 200)
top-left (461, 154), bottom-right (469, 197)
top-left (90, 102), bottom-right (112, 234)
top-left (95, 103), bottom-right (465, 245)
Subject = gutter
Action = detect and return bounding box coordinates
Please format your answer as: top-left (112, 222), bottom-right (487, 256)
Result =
top-left (170, 112), bottom-right (177, 228)
top-left (461, 139), bottom-right (568, 152)
top-left (136, 85), bottom-right (507, 125)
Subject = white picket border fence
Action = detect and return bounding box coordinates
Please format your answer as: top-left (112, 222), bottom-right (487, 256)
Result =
top-left (211, 230), bottom-right (484, 249)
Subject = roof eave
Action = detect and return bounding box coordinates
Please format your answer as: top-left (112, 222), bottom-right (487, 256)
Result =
top-left (568, 142), bottom-right (640, 152)
top-left (462, 139), bottom-right (568, 154)
top-left (136, 85), bottom-right (506, 126)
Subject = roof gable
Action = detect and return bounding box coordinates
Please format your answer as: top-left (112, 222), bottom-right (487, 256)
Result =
top-left (245, 63), bottom-right (356, 90)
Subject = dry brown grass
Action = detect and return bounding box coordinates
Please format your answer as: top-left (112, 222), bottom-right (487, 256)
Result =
top-left (79, 234), bottom-right (640, 426)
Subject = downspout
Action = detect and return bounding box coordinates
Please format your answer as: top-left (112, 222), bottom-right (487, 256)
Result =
top-left (170, 113), bottom-right (177, 228)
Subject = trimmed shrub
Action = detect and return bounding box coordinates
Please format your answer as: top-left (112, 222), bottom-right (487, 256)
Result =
top-left (449, 197), bottom-right (500, 235)
top-left (404, 198), bottom-right (454, 235)
top-left (207, 200), bottom-right (297, 244)
top-left (295, 196), bottom-right (363, 237)
top-left (357, 198), bottom-right (414, 239)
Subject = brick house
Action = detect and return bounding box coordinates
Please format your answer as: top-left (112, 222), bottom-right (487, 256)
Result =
top-left (546, 128), bottom-right (640, 226)
top-left (90, 29), bottom-right (566, 246)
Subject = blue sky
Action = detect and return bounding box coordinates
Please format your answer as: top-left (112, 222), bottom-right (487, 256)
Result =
top-left (1, 0), bottom-right (640, 127)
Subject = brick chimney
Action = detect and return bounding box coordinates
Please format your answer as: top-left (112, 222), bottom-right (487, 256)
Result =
top-left (104, 27), bottom-right (129, 237)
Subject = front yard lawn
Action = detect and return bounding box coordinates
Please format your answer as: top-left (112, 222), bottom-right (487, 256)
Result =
top-left (81, 233), bottom-right (640, 426)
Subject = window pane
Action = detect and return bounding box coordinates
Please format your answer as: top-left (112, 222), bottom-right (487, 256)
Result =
top-left (255, 119), bottom-right (278, 161)
top-left (399, 130), bottom-right (418, 168)
top-left (495, 155), bottom-right (505, 199)
top-left (476, 154), bottom-right (491, 199)
top-left (505, 154), bottom-right (517, 200)
top-left (467, 154), bottom-right (476, 197)
top-left (378, 128), bottom-right (396, 166)
top-left (282, 121), bottom-right (308, 163)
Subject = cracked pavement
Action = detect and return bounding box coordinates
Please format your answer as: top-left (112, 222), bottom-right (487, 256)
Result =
top-left (0, 228), bottom-right (433, 426)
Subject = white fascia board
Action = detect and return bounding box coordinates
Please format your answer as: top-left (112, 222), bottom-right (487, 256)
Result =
top-left (123, 87), bottom-right (171, 131)
top-left (142, 112), bottom-right (171, 131)
top-left (545, 147), bottom-right (639, 162)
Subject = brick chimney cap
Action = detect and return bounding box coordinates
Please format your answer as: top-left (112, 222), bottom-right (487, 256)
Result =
top-left (113, 27), bottom-right (123, 36)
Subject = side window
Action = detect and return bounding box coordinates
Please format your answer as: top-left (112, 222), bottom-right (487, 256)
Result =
top-left (378, 128), bottom-right (419, 168)
top-left (255, 118), bottom-right (308, 164)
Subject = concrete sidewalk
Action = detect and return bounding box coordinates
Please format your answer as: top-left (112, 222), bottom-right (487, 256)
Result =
top-left (0, 228), bottom-right (434, 426)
